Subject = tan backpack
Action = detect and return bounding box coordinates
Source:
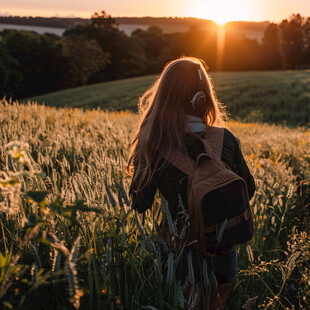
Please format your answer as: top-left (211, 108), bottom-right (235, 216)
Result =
top-left (164, 126), bottom-right (254, 257)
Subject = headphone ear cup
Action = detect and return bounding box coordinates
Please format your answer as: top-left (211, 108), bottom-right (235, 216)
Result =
top-left (191, 91), bottom-right (206, 110)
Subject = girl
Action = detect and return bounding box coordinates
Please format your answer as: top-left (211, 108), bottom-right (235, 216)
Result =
top-left (127, 56), bottom-right (255, 309)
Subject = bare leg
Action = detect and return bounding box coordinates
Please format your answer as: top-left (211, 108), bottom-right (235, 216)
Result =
top-left (184, 281), bottom-right (232, 310)
top-left (184, 283), bottom-right (202, 310)
top-left (208, 282), bottom-right (232, 310)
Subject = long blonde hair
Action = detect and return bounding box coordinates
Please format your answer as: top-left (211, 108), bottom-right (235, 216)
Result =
top-left (127, 56), bottom-right (226, 192)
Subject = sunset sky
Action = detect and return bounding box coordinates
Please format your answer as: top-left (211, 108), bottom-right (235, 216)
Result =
top-left (1, 0), bottom-right (310, 25)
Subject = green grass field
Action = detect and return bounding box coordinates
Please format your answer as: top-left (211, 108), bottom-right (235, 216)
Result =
top-left (29, 70), bottom-right (310, 125)
top-left (0, 99), bottom-right (309, 309)
top-left (30, 75), bottom-right (156, 110)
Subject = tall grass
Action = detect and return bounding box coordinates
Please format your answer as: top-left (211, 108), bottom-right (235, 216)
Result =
top-left (0, 99), bottom-right (309, 309)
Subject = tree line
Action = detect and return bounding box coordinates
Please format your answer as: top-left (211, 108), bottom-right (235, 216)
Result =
top-left (0, 15), bottom-right (235, 29)
top-left (0, 11), bottom-right (309, 99)
top-left (0, 16), bottom-right (88, 29)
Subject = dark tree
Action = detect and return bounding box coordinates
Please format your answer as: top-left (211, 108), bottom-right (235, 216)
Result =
top-left (132, 26), bottom-right (169, 73)
top-left (280, 14), bottom-right (306, 68)
top-left (222, 31), bottom-right (263, 71)
top-left (61, 35), bottom-right (110, 86)
top-left (3, 30), bottom-right (72, 98)
top-left (303, 17), bottom-right (310, 65)
top-left (91, 11), bottom-right (117, 28)
top-left (64, 11), bottom-right (145, 81)
top-left (181, 26), bottom-right (217, 68)
top-left (0, 41), bottom-right (23, 98)
top-left (261, 23), bottom-right (285, 69)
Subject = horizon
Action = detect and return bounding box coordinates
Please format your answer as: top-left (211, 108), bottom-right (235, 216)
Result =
top-left (1, 0), bottom-right (310, 25)
top-left (0, 13), bottom-right (273, 25)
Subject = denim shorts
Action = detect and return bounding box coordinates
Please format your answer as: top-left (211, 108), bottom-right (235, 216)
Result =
top-left (178, 246), bottom-right (238, 285)
top-left (213, 246), bottom-right (238, 283)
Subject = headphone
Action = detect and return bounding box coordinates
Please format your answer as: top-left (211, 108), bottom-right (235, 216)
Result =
top-left (191, 65), bottom-right (207, 111)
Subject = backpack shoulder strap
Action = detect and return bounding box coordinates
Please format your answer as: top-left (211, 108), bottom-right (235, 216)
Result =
top-left (163, 149), bottom-right (196, 176)
top-left (201, 126), bottom-right (225, 160)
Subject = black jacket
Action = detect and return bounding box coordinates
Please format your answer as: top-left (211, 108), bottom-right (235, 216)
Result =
top-left (130, 128), bottom-right (255, 215)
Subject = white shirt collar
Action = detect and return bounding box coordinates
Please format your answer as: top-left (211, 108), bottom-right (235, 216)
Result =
top-left (185, 115), bottom-right (206, 133)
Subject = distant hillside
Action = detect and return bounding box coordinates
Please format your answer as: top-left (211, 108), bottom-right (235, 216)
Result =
top-left (225, 21), bottom-right (270, 42)
top-left (0, 15), bottom-right (269, 36)
top-left (116, 16), bottom-right (216, 28)
top-left (0, 16), bottom-right (88, 29)
top-left (226, 20), bottom-right (270, 32)
top-left (0, 15), bottom-right (219, 29)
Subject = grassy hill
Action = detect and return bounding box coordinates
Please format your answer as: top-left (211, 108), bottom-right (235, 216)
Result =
top-left (29, 70), bottom-right (310, 125)
top-left (29, 75), bottom-right (156, 110)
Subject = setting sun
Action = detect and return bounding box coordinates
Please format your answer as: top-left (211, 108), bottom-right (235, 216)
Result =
top-left (184, 0), bottom-right (260, 25)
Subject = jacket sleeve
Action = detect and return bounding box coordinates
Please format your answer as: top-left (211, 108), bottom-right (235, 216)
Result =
top-left (129, 176), bottom-right (157, 214)
top-left (233, 136), bottom-right (256, 200)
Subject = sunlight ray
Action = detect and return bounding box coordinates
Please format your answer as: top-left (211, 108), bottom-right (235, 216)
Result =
top-left (216, 25), bottom-right (226, 71)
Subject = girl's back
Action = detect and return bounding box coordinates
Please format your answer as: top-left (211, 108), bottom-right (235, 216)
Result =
top-left (127, 56), bottom-right (255, 309)
top-left (131, 127), bottom-right (255, 215)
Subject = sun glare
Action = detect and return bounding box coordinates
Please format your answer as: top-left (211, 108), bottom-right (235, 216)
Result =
top-left (185, 0), bottom-right (255, 25)
top-left (216, 25), bottom-right (226, 70)
top-left (182, 0), bottom-right (258, 70)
